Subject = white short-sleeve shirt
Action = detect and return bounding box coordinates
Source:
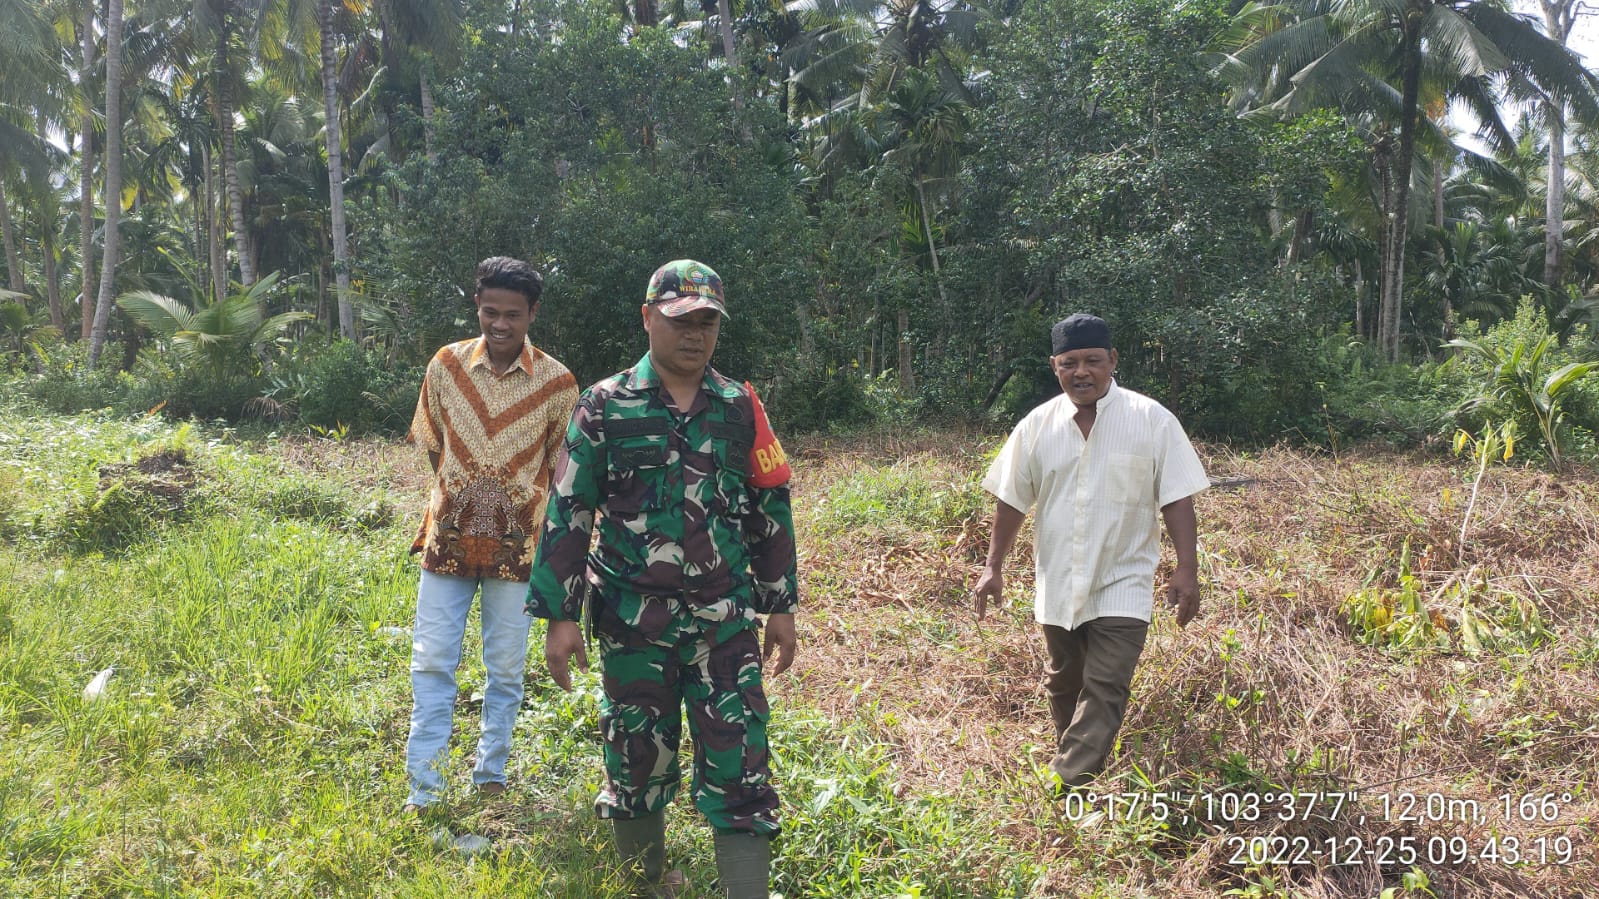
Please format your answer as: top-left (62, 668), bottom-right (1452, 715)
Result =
top-left (981, 381), bottom-right (1208, 629)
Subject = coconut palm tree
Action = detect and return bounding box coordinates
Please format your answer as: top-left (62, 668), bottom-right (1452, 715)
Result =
top-left (313, 0), bottom-right (362, 338)
top-left (1224, 0), bottom-right (1599, 361)
top-left (267, 0), bottom-right (365, 339)
top-left (191, 0), bottom-right (272, 288)
top-left (371, 0), bottom-right (463, 163)
top-left (74, 0), bottom-right (100, 341)
top-left (13, 174), bottom-right (75, 332)
top-left (1538, 0), bottom-right (1583, 288)
top-left (86, 0), bottom-right (126, 367)
top-left (869, 63), bottom-right (965, 388)
top-left (875, 66), bottom-right (967, 299)
top-left (0, 0), bottom-right (63, 294)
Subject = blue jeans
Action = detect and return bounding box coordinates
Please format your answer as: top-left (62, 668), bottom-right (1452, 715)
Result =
top-left (404, 569), bottom-right (532, 807)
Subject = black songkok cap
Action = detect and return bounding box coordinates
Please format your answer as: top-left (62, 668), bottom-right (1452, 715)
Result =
top-left (1051, 313), bottom-right (1112, 356)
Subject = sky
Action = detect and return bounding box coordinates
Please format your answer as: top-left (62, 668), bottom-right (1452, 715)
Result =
top-left (1515, 1), bottom-right (1599, 63)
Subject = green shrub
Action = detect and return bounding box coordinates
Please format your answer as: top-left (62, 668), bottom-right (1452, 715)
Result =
top-left (763, 362), bottom-right (874, 434)
top-left (23, 341), bottom-right (138, 413)
top-left (1445, 302), bottom-right (1599, 467)
top-left (1317, 338), bottom-right (1467, 447)
top-left (289, 340), bottom-right (423, 436)
top-left (1137, 276), bottom-right (1349, 442)
top-left (22, 341), bottom-right (265, 422)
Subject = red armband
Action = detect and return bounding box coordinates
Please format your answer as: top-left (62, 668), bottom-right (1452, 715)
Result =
top-left (744, 382), bottom-right (791, 488)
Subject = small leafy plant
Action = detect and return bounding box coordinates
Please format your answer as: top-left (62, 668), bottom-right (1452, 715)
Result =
top-left (1448, 328), bottom-right (1598, 471)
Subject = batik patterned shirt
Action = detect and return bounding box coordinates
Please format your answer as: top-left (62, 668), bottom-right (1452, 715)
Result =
top-left (408, 336), bottom-right (579, 581)
top-left (526, 354), bottom-right (798, 645)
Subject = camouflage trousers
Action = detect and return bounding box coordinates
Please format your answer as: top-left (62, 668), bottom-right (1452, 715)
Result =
top-left (595, 621), bottom-right (779, 835)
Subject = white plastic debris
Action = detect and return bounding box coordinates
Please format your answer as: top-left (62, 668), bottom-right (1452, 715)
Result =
top-left (376, 626), bottom-right (411, 640)
top-left (83, 667), bottom-right (115, 701)
top-left (452, 834), bottom-right (492, 857)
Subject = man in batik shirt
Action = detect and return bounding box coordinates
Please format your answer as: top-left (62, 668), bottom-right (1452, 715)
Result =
top-left (404, 256), bottom-right (578, 814)
top-left (528, 259), bottom-right (798, 898)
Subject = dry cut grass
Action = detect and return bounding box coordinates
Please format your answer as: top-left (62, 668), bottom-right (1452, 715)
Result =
top-left (782, 434), bottom-right (1599, 898)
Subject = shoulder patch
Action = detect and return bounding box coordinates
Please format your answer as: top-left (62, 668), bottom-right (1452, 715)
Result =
top-left (744, 382), bottom-right (791, 488)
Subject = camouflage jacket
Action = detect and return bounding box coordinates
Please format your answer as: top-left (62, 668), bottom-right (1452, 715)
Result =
top-left (525, 354), bottom-right (798, 644)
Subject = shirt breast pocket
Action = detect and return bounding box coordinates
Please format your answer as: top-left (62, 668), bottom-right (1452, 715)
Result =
top-left (1107, 452), bottom-right (1154, 509)
top-left (707, 420), bottom-right (753, 519)
top-left (606, 437), bottom-right (669, 514)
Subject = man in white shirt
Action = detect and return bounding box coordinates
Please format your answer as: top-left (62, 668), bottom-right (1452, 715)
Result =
top-left (974, 313), bottom-right (1208, 792)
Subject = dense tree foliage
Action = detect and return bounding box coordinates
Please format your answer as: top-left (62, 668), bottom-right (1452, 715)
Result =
top-left (3, 0), bottom-right (1598, 452)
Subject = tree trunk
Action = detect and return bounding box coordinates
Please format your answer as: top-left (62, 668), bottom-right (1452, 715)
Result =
top-left (896, 306), bottom-right (914, 392)
top-left (714, 0), bottom-right (753, 141)
top-left (87, 0), bottom-right (124, 367)
top-left (1354, 257), bottom-right (1367, 339)
top-left (217, 34), bottom-right (257, 288)
top-left (1378, 31), bottom-right (1423, 363)
top-left (0, 182), bottom-right (23, 293)
top-left (420, 68), bottom-right (438, 163)
top-left (78, 0), bottom-right (97, 341)
top-left (44, 237), bottom-right (63, 332)
top-left (915, 178), bottom-right (949, 307)
top-left (1546, 107), bottom-right (1566, 287)
top-left (1433, 157), bottom-right (1445, 227)
top-left (798, 275), bottom-right (820, 359)
top-left (981, 367), bottom-right (1013, 411)
top-left (204, 144), bottom-right (226, 303)
top-left (716, 0), bottom-right (737, 68)
top-left (188, 172), bottom-right (203, 283)
top-left (633, 0), bottom-right (657, 27)
top-left (1287, 208), bottom-right (1314, 265)
top-left (1543, 1), bottom-right (1577, 287)
top-left (321, 0), bottom-right (356, 339)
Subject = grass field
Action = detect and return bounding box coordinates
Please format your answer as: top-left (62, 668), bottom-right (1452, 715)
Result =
top-left (1, 407), bottom-right (1594, 897)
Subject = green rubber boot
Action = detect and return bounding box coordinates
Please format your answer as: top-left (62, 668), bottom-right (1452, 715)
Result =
top-left (613, 813), bottom-right (677, 897)
top-left (712, 831), bottom-right (771, 899)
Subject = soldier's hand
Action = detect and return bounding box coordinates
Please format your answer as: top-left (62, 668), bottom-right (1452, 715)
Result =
top-left (763, 613), bottom-right (796, 676)
top-left (544, 620), bottom-right (588, 692)
top-left (972, 567), bottom-right (1004, 620)
top-left (1167, 564), bottom-right (1200, 627)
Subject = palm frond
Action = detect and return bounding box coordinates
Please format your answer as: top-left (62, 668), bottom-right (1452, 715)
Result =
top-left (1213, 2), bottom-right (1293, 53)
top-left (117, 291), bottom-right (197, 336)
top-left (1450, 74), bottom-right (1516, 156)
top-left (1236, 14), bottom-right (1337, 87)
top-left (250, 310), bottom-right (315, 345)
top-left (194, 292), bottom-right (267, 342)
top-left (1463, 3), bottom-right (1599, 128)
top-left (1420, 5), bottom-right (1504, 78)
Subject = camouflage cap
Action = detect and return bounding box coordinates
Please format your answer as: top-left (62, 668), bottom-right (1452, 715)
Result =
top-left (645, 259), bottom-right (729, 319)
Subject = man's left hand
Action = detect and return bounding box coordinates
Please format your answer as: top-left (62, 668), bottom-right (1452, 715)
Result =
top-left (1167, 565), bottom-right (1200, 627)
top-left (762, 613), bottom-right (796, 675)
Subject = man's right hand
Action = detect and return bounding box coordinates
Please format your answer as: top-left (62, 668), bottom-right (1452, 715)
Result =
top-left (544, 620), bottom-right (588, 692)
top-left (973, 567), bottom-right (1004, 620)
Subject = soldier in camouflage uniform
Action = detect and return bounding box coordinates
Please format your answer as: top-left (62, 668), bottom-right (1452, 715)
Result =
top-left (527, 259), bottom-right (798, 899)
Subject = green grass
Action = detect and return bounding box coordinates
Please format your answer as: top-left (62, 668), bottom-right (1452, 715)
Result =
top-left (0, 408), bottom-right (1046, 897)
top-left (810, 455), bottom-right (991, 539)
